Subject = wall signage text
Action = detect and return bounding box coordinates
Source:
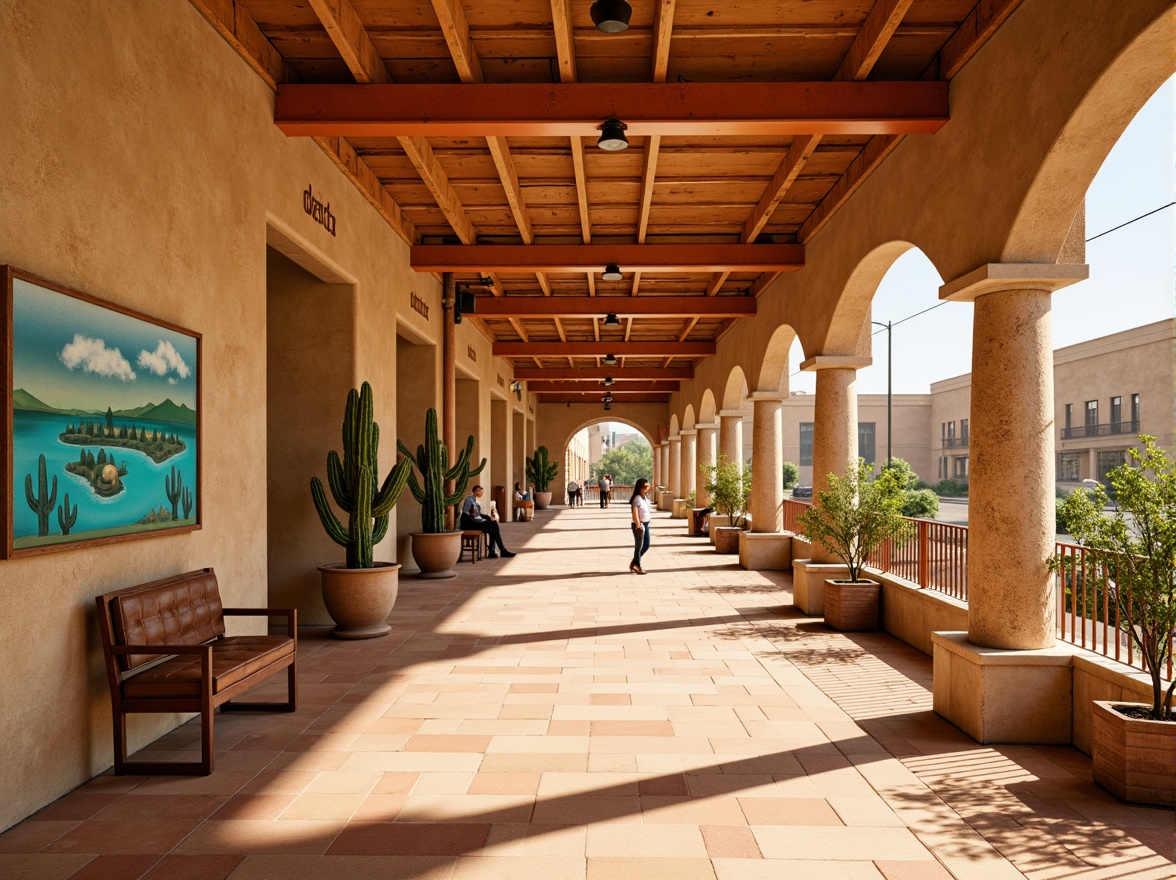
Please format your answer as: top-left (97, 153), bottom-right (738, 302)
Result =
top-left (496, 374), bottom-right (505, 388)
top-left (410, 292), bottom-right (430, 320)
top-left (303, 184), bottom-right (337, 237)
top-left (467, 345), bottom-right (477, 362)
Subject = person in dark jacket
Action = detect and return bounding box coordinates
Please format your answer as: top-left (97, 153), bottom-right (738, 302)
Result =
top-left (461, 486), bottom-right (515, 558)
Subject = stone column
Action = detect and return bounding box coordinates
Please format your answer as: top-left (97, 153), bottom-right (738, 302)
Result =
top-left (668, 436), bottom-right (682, 498)
top-left (746, 394), bottom-right (785, 532)
top-left (718, 410), bottom-right (743, 471)
top-left (803, 356), bottom-right (870, 563)
top-left (695, 423), bottom-right (718, 507)
top-left (652, 442), bottom-right (661, 489)
top-left (679, 430), bottom-right (697, 502)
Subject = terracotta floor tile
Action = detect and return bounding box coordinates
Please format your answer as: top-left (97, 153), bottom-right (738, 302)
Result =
top-left (223, 854), bottom-right (455, 880)
top-left (211, 794), bottom-right (298, 820)
top-left (452, 855), bottom-right (586, 879)
top-left (92, 793), bottom-right (227, 822)
top-left (41, 820), bottom-right (197, 856)
top-left (29, 795), bottom-right (123, 823)
top-left (329, 822), bottom-right (491, 856)
top-left (637, 774), bottom-right (688, 797)
top-left (586, 857), bottom-right (716, 879)
top-left (531, 795), bottom-right (642, 826)
top-left (0, 853), bottom-right (94, 879)
top-left (404, 735), bottom-right (494, 753)
top-left (585, 824), bottom-right (708, 858)
top-left (874, 860), bottom-right (957, 880)
top-left (641, 796), bottom-right (748, 825)
top-left (0, 821), bottom-right (78, 853)
top-left (280, 792), bottom-right (365, 821)
top-left (468, 772), bottom-right (542, 795)
top-left (589, 721), bottom-right (675, 737)
top-left (64, 854), bottom-right (160, 879)
top-left (173, 820), bottom-right (343, 856)
top-left (738, 797), bottom-right (844, 826)
top-left (701, 824), bottom-right (763, 859)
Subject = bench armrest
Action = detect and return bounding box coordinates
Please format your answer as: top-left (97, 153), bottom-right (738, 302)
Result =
top-left (223, 607), bottom-right (298, 638)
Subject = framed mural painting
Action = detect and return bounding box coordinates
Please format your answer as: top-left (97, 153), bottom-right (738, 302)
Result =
top-left (3, 267), bottom-right (201, 557)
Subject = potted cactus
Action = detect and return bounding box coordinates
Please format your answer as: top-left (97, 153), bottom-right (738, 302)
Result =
top-left (527, 446), bottom-right (558, 509)
top-left (311, 382), bottom-right (413, 639)
top-left (398, 408), bottom-right (486, 578)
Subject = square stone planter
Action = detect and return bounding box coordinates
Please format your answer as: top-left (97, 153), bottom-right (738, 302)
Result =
top-left (1091, 700), bottom-right (1176, 807)
top-left (713, 526), bottom-right (743, 554)
top-left (823, 579), bottom-right (880, 631)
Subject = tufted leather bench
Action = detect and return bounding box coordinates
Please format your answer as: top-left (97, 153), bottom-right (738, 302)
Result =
top-left (96, 568), bottom-right (297, 775)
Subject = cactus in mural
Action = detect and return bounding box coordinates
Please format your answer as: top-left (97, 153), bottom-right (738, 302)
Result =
top-left (165, 465), bottom-right (182, 520)
top-left (25, 454), bottom-right (58, 537)
top-left (311, 382), bottom-right (413, 568)
top-left (397, 407), bottom-right (486, 534)
top-left (57, 493), bottom-right (78, 536)
top-left (526, 446), bottom-right (559, 493)
top-left (182, 486), bottom-right (194, 520)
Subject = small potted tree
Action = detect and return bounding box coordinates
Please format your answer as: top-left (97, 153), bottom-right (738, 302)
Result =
top-left (527, 446), bottom-right (558, 509)
top-left (1055, 436), bottom-right (1175, 807)
top-left (706, 454), bottom-right (751, 554)
top-left (311, 382), bottom-right (414, 639)
top-left (798, 460), bottom-right (904, 631)
top-left (397, 408), bottom-right (486, 579)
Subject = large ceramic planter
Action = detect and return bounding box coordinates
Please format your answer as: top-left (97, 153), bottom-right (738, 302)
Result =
top-left (410, 530), bottom-right (463, 579)
top-left (533, 492), bottom-right (552, 510)
top-left (714, 526), bottom-right (742, 554)
top-left (318, 562), bottom-right (400, 640)
top-left (1092, 700), bottom-right (1176, 806)
top-left (824, 579), bottom-right (880, 631)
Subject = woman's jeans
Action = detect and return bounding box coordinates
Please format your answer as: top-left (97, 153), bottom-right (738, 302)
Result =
top-left (631, 522), bottom-right (651, 567)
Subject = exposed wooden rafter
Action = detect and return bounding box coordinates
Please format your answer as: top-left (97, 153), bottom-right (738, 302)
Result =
top-left (513, 367), bottom-right (694, 381)
top-left (537, 394), bottom-right (671, 404)
top-left (473, 296), bottom-right (755, 319)
top-left (527, 381), bottom-right (679, 393)
top-left (413, 243), bottom-right (803, 274)
top-left (494, 341), bottom-right (715, 358)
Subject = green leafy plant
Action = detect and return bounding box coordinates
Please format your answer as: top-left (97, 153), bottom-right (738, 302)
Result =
top-left (526, 446), bottom-right (559, 493)
top-left (705, 453), bottom-right (751, 529)
top-left (798, 460), bottom-right (904, 583)
top-left (311, 382), bottom-right (414, 568)
top-left (933, 478), bottom-right (968, 497)
top-left (901, 488), bottom-right (939, 519)
top-left (1052, 436), bottom-right (1176, 721)
top-left (590, 438), bottom-right (653, 487)
top-left (397, 408), bottom-right (486, 534)
top-left (880, 457), bottom-right (919, 490)
top-left (782, 461), bottom-right (799, 489)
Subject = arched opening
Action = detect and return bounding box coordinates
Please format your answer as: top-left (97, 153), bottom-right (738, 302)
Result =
top-left (563, 419), bottom-right (655, 505)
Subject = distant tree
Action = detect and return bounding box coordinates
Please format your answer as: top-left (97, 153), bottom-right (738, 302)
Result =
top-left (880, 457), bottom-right (920, 491)
top-left (105, 406), bottom-right (114, 434)
top-left (782, 461), bottom-right (799, 489)
top-left (590, 438), bottom-right (653, 487)
top-left (901, 489), bottom-right (939, 518)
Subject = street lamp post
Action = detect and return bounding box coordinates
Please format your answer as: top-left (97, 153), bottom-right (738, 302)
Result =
top-left (871, 320), bottom-right (892, 469)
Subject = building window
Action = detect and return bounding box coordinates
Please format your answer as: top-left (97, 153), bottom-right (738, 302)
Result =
top-left (939, 457), bottom-right (948, 479)
top-left (1110, 396), bottom-right (1122, 427)
top-left (960, 418), bottom-right (969, 440)
top-left (1064, 403), bottom-right (1072, 430)
top-left (947, 420), bottom-right (956, 440)
top-left (1057, 452), bottom-right (1081, 482)
top-left (799, 423), bottom-right (813, 466)
top-left (1097, 450), bottom-right (1125, 482)
top-left (1131, 393), bottom-right (1140, 425)
top-left (1085, 400), bottom-right (1098, 427)
top-left (953, 456), bottom-right (969, 480)
top-left (859, 422), bottom-right (876, 466)
top-left (940, 422), bottom-right (946, 441)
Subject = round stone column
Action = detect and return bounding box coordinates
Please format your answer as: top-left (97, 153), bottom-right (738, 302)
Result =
top-left (748, 394), bottom-right (785, 532)
top-left (652, 442), bottom-right (662, 489)
top-left (718, 410), bottom-right (744, 472)
top-left (695, 423), bottom-right (718, 507)
top-left (679, 430), bottom-right (697, 501)
top-left (668, 436), bottom-right (682, 499)
top-left (803, 356), bottom-right (870, 563)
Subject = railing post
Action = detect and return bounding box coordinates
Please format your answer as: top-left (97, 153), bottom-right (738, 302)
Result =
top-left (917, 520), bottom-right (930, 587)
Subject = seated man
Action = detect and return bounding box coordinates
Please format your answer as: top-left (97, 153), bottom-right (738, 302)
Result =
top-left (461, 485), bottom-right (516, 558)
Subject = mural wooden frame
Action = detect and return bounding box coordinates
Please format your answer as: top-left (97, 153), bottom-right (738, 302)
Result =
top-left (2, 266), bottom-right (202, 558)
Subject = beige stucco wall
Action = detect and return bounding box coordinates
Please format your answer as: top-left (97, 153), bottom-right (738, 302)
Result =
top-left (0, 0), bottom-right (521, 829)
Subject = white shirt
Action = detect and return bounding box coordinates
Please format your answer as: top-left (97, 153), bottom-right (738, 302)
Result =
top-left (632, 495), bottom-right (652, 523)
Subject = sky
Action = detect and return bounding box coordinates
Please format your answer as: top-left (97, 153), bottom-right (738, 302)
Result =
top-left (787, 74), bottom-right (1175, 397)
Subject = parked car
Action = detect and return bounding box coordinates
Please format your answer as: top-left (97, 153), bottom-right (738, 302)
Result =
top-left (792, 486), bottom-right (812, 498)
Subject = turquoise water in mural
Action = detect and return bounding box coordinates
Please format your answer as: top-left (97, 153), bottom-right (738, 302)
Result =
top-left (12, 409), bottom-right (197, 542)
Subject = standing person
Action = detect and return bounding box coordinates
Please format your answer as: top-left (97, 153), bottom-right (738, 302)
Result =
top-left (566, 478), bottom-right (580, 507)
top-left (629, 478), bottom-right (652, 574)
top-left (601, 473), bottom-right (613, 508)
top-left (461, 485), bottom-right (516, 558)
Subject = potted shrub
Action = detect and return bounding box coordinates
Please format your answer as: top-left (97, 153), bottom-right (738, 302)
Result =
top-left (797, 460), bottom-right (904, 631)
top-left (397, 407), bottom-right (486, 578)
top-left (706, 454), bottom-right (751, 554)
top-left (1054, 436), bottom-right (1175, 806)
top-left (527, 446), bottom-right (558, 509)
top-left (311, 382), bottom-right (413, 639)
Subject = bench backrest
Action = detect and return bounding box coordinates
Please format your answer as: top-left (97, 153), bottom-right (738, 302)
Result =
top-left (97, 568), bottom-right (226, 671)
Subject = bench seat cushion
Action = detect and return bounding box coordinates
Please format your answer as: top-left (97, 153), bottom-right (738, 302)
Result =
top-left (121, 635), bottom-right (294, 699)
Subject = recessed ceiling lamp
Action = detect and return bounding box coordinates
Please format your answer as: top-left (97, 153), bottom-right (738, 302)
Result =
top-left (603, 402), bottom-right (612, 411)
top-left (604, 376), bottom-right (615, 386)
top-left (603, 311), bottom-right (621, 326)
top-left (601, 263), bottom-right (623, 282)
top-left (590, 0), bottom-right (632, 33)
top-left (597, 117), bottom-right (629, 151)
top-left (603, 353), bottom-right (617, 366)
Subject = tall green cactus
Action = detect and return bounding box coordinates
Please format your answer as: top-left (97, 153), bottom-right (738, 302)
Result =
top-left (311, 382), bottom-right (414, 568)
top-left (526, 446), bottom-right (558, 493)
top-left (397, 407), bottom-right (486, 534)
top-left (57, 493), bottom-right (77, 536)
top-left (25, 453), bottom-right (57, 537)
top-left (182, 486), bottom-right (194, 520)
top-left (165, 465), bottom-right (182, 520)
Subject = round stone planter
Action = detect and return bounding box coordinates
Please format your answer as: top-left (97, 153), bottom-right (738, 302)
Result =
top-left (410, 530), bottom-right (463, 579)
top-left (533, 492), bottom-right (553, 510)
top-left (318, 562), bottom-right (400, 640)
top-left (714, 526), bottom-right (742, 554)
top-left (1092, 700), bottom-right (1176, 807)
top-left (823, 579), bottom-right (880, 631)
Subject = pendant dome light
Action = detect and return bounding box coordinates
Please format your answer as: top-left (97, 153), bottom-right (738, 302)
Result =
top-left (601, 263), bottom-right (623, 282)
top-left (603, 353), bottom-right (617, 366)
top-left (603, 376), bottom-right (615, 386)
top-left (590, 0), bottom-right (632, 33)
top-left (603, 311), bottom-right (621, 326)
top-left (597, 117), bottom-right (629, 152)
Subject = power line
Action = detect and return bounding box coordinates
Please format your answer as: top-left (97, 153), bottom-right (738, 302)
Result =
top-left (1085, 201), bottom-right (1174, 243)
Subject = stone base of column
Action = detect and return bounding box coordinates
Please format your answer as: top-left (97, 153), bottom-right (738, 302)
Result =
top-left (738, 532), bottom-right (792, 571)
top-left (792, 560), bottom-right (849, 615)
top-left (671, 499), bottom-right (689, 519)
top-left (932, 632), bottom-right (1074, 744)
top-left (708, 514), bottom-right (730, 544)
top-left (657, 491), bottom-right (673, 510)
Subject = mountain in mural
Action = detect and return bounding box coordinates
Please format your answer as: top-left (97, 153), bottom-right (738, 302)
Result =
top-left (12, 390), bottom-right (196, 424)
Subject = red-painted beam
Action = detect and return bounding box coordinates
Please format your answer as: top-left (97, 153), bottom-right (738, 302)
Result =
top-left (494, 341), bottom-right (715, 357)
top-left (537, 394), bottom-right (671, 404)
top-left (513, 367), bottom-right (693, 380)
top-left (414, 244), bottom-right (800, 275)
top-left (275, 82), bottom-right (948, 138)
top-left (526, 381), bottom-right (679, 393)
top-left (472, 295), bottom-right (757, 318)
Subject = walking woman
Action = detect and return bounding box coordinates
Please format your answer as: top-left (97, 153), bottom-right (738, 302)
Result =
top-left (629, 478), bottom-right (653, 574)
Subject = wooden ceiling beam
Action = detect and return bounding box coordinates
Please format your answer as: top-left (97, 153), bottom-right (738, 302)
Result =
top-left (307, 0), bottom-right (392, 84)
top-left (429, 0), bottom-right (484, 83)
top-left (549, 0), bottom-right (577, 83)
top-left (494, 341), bottom-right (714, 357)
top-left (834, 0), bottom-right (916, 83)
top-left (189, 0), bottom-right (292, 90)
top-left (412, 243), bottom-right (803, 273)
top-left (935, 0), bottom-right (1024, 80)
top-left (740, 133), bottom-right (822, 244)
top-left (399, 135), bottom-right (477, 244)
top-left (537, 394), bottom-right (671, 404)
top-left (527, 381), bottom-right (679, 393)
top-left (651, 0), bottom-right (677, 83)
top-left (472, 296), bottom-right (755, 318)
top-left (275, 82), bottom-right (950, 138)
top-left (514, 367), bottom-right (693, 380)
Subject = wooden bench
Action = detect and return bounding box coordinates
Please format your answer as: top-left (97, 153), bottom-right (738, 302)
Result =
top-left (96, 568), bottom-right (297, 776)
top-left (460, 529), bottom-right (487, 562)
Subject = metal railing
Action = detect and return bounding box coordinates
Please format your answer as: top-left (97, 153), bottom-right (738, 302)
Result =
top-left (582, 483), bottom-right (633, 503)
top-left (942, 436), bottom-right (970, 448)
top-left (781, 497), bottom-right (1171, 677)
top-left (1061, 419), bottom-right (1139, 439)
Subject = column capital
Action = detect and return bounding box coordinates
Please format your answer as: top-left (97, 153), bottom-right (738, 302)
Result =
top-left (746, 391), bottom-right (788, 402)
top-left (696, 421), bottom-right (719, 431)
top-left (679, 428), bottom-right (698, 437)
top-left (718, 409), bottom-right (746, 418)
top-left (939, 262), bottom-right (1088, 303)
top-left (669, 434), bottom-right (681, 443)
top-left (800, 355), bottom-right (871, 372)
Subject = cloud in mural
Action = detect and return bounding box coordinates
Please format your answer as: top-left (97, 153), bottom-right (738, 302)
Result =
top-left (59, 334), bottom-right (136, 381)
top-left (137, 340), bottom-right (191, 379)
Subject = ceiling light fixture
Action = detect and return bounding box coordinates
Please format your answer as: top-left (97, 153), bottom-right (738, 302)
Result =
top-left (604, 376), bottom-right (615, 386)
top-left (603, 353), bottom-right (617, 366)
top-left (597, 117), bottom-right (629, 152)
top-left (603, 311), bottom-right (621, 326)
top-left (603, 402), bottom-right (612, 411)
top-left (601, 263), bottom-right (623, 282)
top-left (590, 0), bottom-right (632, 33)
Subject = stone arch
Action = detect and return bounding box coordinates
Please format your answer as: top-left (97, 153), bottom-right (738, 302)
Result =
top-left (682, 404), bottom-right (696, 430)
top-left (556, 418), bottom-right (655, 456)
top-left (756, 324), bottom-right (799, 394)
top-left (1003, 11), bottom-right (1175, 263)
top-left (698, 389), bottom-right (717, 424)
top-left (669, 413), bottom-right (680, 436)
top-left (824, 241), bottom-right (928, 355)
top-left (721, 367), bottom-right (748, 412)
